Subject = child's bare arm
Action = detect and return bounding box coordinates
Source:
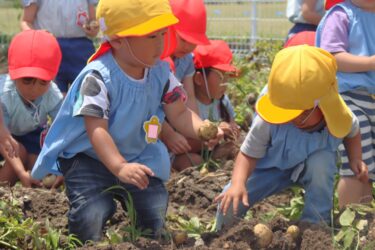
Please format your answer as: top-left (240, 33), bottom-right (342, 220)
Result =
top-left (214, 152), bottom-right (257, 215)
top-left (343, 131), bottom-right (368, 182)
top-left (21, 3), bottom-right (38, 30)
top-left (160, 122), bottom-right (191, 154)
top-left (301, 0), bottom-right (323, 25)
top-left (82, 4), bottom-right (99, 37)
top-left (84, 116), bottom-right (154, 189)
top-left (334, 52), bottom-right (375, 73)
top-left (164, 98), bottom-right (223, 143)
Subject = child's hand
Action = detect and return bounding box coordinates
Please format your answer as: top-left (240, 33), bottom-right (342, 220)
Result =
top-left (50, 176), bottom-right (64, 189)
top-left (20, 171), bottom-right (42, 188)
top-left (0, 128), bottom-right (19, 158)
top-left (205, 127), bottom-right (224, 150)
top-left (117, 163), bottom-right (155, 190)
top-left (219, 122), bottom-right (240, 140)
top-left (214, 184), bottom-right (249, 216)
top-left (350, 159), bottom-right (369, 183)
top-left (82, 20), bottom-right (99, 37)
top-left (163, 131), bottom-right (191, 154)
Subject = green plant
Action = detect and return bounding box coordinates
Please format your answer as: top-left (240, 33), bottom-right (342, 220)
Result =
top-left (334, 204), bottom-right (375, 250)
top-left (276, 187), bottom-right (305, 221)
top-left (104, 186), bottom-right (152, 243)
top-left (0, 198), bottom-right (81, 250)
top-left (167, 214), bottom-right (208, 239)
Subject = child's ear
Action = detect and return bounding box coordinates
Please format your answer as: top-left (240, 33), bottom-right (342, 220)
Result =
top-left (109, 38), bottom-right (123, 49)
top-left (193, 71), bottom-right (204, 86)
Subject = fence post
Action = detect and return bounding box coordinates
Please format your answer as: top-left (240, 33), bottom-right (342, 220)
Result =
top-left (250, 0), bottom-right (257, 46)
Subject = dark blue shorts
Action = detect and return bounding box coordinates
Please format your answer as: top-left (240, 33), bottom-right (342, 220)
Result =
top-left (55, 37), bottom-right (95, 92)
top-left (13, 127), bottom-right (45, 155)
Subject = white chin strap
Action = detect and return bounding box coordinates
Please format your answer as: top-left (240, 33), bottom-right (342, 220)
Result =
top-left (201, 68), bottom-right (212, 100)
top-left (124, 38), bottom-right (154, 68)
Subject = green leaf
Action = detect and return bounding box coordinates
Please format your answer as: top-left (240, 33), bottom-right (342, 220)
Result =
top-left (343, 229), bottom-right (356, 250)
top-left (339, 208), bottom-right (355, 226)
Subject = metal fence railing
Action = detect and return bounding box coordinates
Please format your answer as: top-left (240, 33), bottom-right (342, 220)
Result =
top-left (0, 0), bottom-right (292, 59)
top-left (205, 0), bottom-right (291, 54)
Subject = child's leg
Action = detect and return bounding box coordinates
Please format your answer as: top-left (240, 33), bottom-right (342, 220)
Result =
top-left (0, 144), bottom-right (28, 186)
top-left (172, 153), bottom-right (203, 171)
top-left (337, 178), bottom-right (373, 208)
top-left (120, 177), bottom-right (168, 238)
top-left (298, 150), bottom-right (337, 224)
top-left (338, 91), bottom-right (375, 207)
top-left (58, 154), bottom-right (118, 243)
top-left (216, 167), bottom-right (294, 230)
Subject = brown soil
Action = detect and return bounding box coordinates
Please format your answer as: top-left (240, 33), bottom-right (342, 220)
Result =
top-left (0, 159), bottom-right (373, 249)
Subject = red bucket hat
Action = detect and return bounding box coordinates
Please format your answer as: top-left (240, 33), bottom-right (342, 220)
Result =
top-left (284, 31), bottom-right (316, 48)
top-left (8, 30), bottom-right (62, 81)
top-left (193, 40), bottom-right (237, 73)
top-left (325, 0), bottom-right (344, 10)
top-left (170, 0), bottom-right (209, 45)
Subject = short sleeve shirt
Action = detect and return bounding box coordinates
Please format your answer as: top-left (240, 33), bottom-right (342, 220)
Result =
top-left (73, 70), bottom-right (184, 118)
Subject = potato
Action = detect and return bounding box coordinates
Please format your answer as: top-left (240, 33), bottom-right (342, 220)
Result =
top-left (253, 223), bottom-right (273, 248)
top-left (286, 225), bottom-right (300, 240)
top-left (199, 166), bottom-right (209, 176)
top-left (172, 231), bottom-right (188, 245)
top-left (198, 120), bottom-right (218, 141)
top-left (42, 174), bottom-right (56, 188)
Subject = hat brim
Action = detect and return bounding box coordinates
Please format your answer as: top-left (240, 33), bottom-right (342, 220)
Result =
top-left (319, 86), bottom-right (352, 138)
top-left (176, 29), bottom-right (210, 45)
top-left (256, 94), bottom-right (304, 124)
top-left (115, 13), bottom-right (179, 38)
top-left (212, 64), bottom-right (238, 74)
top-left (9, 67), bottom-right (55, 81)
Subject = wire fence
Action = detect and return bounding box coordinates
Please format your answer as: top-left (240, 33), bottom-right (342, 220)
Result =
top-left (0, 0), bottom-right (292, 60)
top-left (205, 0), bottom-right (291, 54)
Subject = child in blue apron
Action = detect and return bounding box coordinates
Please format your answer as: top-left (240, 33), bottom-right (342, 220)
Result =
top-left (31, 0), bottom-right (222, 243)
top-left (215, 45), bottom-right (366, 229)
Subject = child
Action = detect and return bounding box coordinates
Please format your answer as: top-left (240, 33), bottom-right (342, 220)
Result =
top-left (0, 30), bottom-right (63, 187)
top-left (21, 0), bottom-right (99, 94)
top-left (316, 0), bottom-right (375, 208)
top-left (31, 0), bottom-right (222, 243)
top-left (286, 0), bottom-right (325, 40)
top-left (160, 0), bottom-right (210, 167)
top-left (171, 40), bottom-right (240, 171)
top-left (214, 45), bottom-right (367, 230)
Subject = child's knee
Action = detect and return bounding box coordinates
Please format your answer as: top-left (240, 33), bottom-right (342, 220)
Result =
top-left (68, 195), bottom-right (116, 242)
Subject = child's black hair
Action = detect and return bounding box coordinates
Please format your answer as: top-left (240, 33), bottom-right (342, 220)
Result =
top-left (195, 67), bottom-right (231, 122)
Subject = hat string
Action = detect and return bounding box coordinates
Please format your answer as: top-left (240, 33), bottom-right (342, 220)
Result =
top-left (201, 68), bottom-right (212, 100)
top-left (124, 38), bottom-right (154, 68)
top-left (18, 92), bottom-right (41, 124)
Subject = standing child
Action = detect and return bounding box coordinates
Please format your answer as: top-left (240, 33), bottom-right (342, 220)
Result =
top-left (0, 30), bottom-right (63, 187)
top-left (171, 40), bottom-right (240, 171)
top-left (286, 0), bottom-right (325, 40)
top-left (160, 0), bottom-right (211, 168)
top-left (21, 0), bottom-right (99, 95)
top-left (316, 0), bottom-right (375, 207)
top-left (31, 0), bottom-right (222, 243)
top-left (214, 45), bottom-right (367, 229)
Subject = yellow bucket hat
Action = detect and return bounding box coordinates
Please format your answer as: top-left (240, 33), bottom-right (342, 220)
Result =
top-left (96, 0), bottom-right (179, 39)
top-left (256, 45), bottom-right (352, 138)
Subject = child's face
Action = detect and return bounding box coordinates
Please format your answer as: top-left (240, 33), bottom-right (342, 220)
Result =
top-left (173, 35), bottom-right (197, 58)
top-left (114, 29), bottom-right (167, 67)
top-left (15, 77), bottom-right (50, 101)
top-left (207, 69), bottom-right (229, 99)
top-left (352, 0), bottom-right (375, 10)
top-left (196, 68), bottom-right (229, 100)
top-left (291, 106), bottom-right (324, 130)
